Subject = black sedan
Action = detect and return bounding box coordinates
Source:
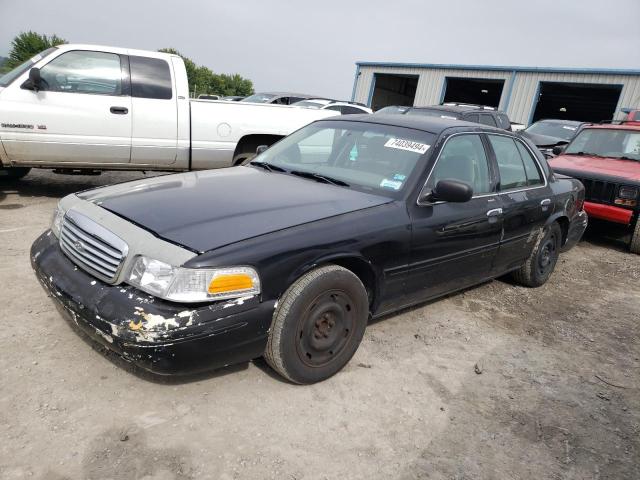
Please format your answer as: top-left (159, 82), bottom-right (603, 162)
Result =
top-left (31, 115), bottom-right (588, 384)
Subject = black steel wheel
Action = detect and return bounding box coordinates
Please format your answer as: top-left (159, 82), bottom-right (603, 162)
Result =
top-left (512, 222), bottom-right (562, 287)
top-left (264, 265), bottom-right (369, 384)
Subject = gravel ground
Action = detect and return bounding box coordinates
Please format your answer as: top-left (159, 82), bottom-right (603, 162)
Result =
top-left (1, 169), bottom-right (639, 480)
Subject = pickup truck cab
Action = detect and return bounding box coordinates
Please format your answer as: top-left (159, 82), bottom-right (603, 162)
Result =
top-left (549, 122), bottom-right (640, 253)
top-left (31, 115), bottom-right (587, 383)
top-left (0, 45), bottom-right (334, 178)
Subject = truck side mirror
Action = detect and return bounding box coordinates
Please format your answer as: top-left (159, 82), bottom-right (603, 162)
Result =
top-left (27, 67), bottom-right (43, 92)
top-left (256, 145), bottom-right (269, 155)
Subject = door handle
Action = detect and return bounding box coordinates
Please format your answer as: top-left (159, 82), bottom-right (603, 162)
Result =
top-left (110, 106), bottom-right (128, 115)
top-left (540, 198), bottom-right (551, 206)
top-left (486, 208), bottom-right (503, 217)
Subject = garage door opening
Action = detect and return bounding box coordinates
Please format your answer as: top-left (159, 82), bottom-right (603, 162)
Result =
top-left (442, 77), bottom-right (505, 108)
top-left (370, 73), bottom-right (418, 111)
top-left (531, 82), bottom-right (622, 123)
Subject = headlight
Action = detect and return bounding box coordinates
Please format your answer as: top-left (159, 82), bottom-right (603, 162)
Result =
top-left (127, 255), bottom-right (260, 303)
top-left (615, 186), bottom-right (638, 207)
top-left (51, 205), bottom-right (65, 237)
top-left (618, 186), bottom-right (638, 199)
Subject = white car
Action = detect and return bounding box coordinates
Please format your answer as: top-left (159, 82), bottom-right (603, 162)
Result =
top-left (0, 45), bottom-right (334, 179)
top-left (292, 99), bottom-right (372, 115)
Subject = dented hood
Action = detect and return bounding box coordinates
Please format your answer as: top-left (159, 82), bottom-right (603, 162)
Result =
top-left (79, 167), bottom-right (391, 253)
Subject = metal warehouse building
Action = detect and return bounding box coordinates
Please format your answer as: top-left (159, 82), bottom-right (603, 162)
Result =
top-left (350, 62), bottom-right (640, 124)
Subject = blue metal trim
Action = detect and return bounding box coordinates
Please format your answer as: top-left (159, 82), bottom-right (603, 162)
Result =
top-left (501, 70), bottom-right (517, 112)
top-left (528, 81), bottom-right (542, 125)
top-left (366, 73), bottom-right (377, 108)
top-left (354, 61), bottom-right (640, 76)
top-left (350, 64), bottom-right (360, 102)
top-left (438, 77), bottom-right (447, 105)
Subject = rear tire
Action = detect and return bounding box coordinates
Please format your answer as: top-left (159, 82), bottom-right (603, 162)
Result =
top-left (512, 222), bottom-right (562, 287)
top-left (0, 167), bottom-right (31, 180)
top-left (264, 265), bottom-right (369, 384)
top-left (630, 217), bottom-right (640, 254)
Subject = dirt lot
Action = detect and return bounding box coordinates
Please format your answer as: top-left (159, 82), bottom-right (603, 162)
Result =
top-left (1, 169), bottom-right (639, 480)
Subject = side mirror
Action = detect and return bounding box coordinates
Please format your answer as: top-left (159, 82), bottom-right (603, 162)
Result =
top-left (431, 179), bottom-right (474, 203)
top-left (255, 145), bottom-right (269, 155)
top-left (27, 67), bottom-right (42, 91)
top-left (552, 144), bottom-right (566, 155)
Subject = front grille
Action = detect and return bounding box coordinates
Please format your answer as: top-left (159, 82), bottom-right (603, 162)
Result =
top-left (59, 211), bottom-right (128, 283)
top-left (571, 176), bottom-right (618, 204)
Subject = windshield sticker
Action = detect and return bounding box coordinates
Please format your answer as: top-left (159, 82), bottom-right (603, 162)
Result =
top-left (384, 138), bottom-right (430, 154)
top-left (393, 174), bottom-right (407, 181)
top-left (562, 126), bottom-right (577, 131)
top-left (440, 115), bottom-right (458, 120)
top-left (380, 178), bottom-right (403, 190)
top-left (30, 54), bottom-right (43, 63)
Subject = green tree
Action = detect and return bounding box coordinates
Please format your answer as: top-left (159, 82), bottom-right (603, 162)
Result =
top-left (6, 31), bottom-right (66, 68)
top-left (159, 47), bottom-right (253, 98)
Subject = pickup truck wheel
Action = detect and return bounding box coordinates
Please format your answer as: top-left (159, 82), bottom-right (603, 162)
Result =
top-left (512, 222), bottom-right (562, 287)
top-left (0, 167), bottom-right (31, 180)
top-left (264, 265), bottom-right (368, 384)
top-left (630, 217), bottom-right (640, 254)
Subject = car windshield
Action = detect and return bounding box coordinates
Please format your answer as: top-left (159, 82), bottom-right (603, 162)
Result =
top-left (0, 47), bottom-right (57, 87)
top-left (375, 105), bottom-right (410, 115)
top-left (526, 121), bottom-right (579, 140)
top-left (564, 128), bottom-right (640, 161)
top-left (251, 120), bottom-right (435, 197)
top-left (291, 100), bottom-right (325, 109)
top-left (406, 108), bottom-right (459, 120)
top-left (241, 93), bottom-right (277, 103)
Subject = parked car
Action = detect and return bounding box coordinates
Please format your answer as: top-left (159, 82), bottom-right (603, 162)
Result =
top-left (291, 98), bottom-right (372, 114)
top-left (376, 103), bottom-right (512, 131)
top-left (548, 121), bottom-right (640, 253)
top-left (221, 95), bottom-right (245, 101)
top-left (622, 108), bottom-right (640, 126)
top-left (31, 114), bottom-right (587, 383)
top-left (240, 92), bottom-right (319, 105)
top-left (0, 44), bottom-right (334, 179)
top-left (520, 119), bottom-right (586, 158)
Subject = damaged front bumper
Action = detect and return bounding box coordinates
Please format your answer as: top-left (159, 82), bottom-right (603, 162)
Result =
top-left (31, 231), bottom-right (274, 375)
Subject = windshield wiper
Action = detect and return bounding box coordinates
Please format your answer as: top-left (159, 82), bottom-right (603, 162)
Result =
top-left (564, 151), bottom-right (603, 157)
top-left (249, 161), bottom-right (287, 172)
top-left (289, 170), bottom-right (350, 187)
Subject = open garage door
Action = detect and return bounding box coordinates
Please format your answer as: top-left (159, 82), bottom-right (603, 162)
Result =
top-left (442, 77), bottom-right (505, 108)
top-left (370, 73), bottom-right (418, 111)
top-left (532, 82), bottom-right (622, 123)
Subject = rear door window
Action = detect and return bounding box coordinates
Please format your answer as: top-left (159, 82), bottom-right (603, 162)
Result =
top-left (515, 141), bottom-right (544, 185)
top-left (464, 113), bottom-right (480, 123)
top-left (130, 56), bottom-right (172, 100)
top-left (488, 135), bottom-right (530, 190)
top-left (497, 114), bottom-right (511, 130)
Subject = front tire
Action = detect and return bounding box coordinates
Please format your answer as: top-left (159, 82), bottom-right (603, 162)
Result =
top-left (264, 265), bottom-right (369, 384)
top-left (630, 217), bottom-right (640, 254)
top-left (0, 167), bottom-right (31, 180)
top-left (512, 222), bottom-right (562, 287)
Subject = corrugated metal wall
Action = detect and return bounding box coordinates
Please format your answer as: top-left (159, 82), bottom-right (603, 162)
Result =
top-left (353, 65), bottom-right (640, 124)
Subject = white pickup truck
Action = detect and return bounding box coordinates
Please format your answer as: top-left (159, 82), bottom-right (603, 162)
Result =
top-left (0, 44), bottom-right (335, 179)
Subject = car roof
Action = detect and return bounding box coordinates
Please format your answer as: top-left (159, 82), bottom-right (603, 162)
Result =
top-left (412, 105), bottom-right (504, 114)
top-left (314, 113), bottom-right (506, 135)
top-left (584, 123), bottom-right (640, 131)
top-left (533, 119), bottom-right (586, 126)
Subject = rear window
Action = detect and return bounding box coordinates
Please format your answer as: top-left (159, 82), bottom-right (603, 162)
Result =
top-left (130, 56), bottom-right (172, 100)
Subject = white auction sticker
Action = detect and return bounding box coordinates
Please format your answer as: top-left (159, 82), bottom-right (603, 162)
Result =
top-left (562, 126), bottom-right (577, 131)
top-left (384, 138), bottom-right (430, 154)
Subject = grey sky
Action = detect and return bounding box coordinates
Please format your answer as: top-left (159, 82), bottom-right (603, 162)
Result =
top-left (1, 0), bottom-right (639, 99)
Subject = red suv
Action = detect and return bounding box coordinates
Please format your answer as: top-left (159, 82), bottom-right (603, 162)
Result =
top-left (549, 122), bottom-right (640, 253)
